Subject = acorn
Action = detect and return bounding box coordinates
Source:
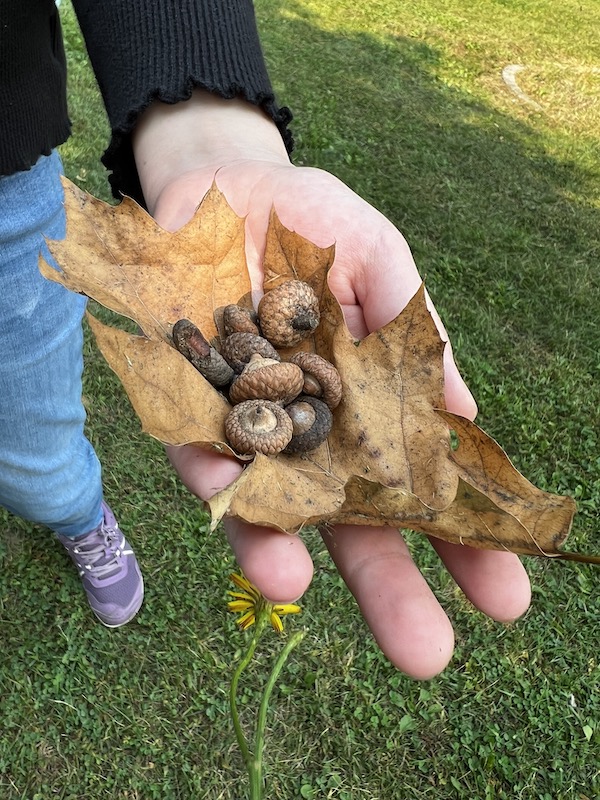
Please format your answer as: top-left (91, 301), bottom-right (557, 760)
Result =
top-left (258, 280), bottom-right (320, 348)
top-left (229, 354), bottom-right (304, 406)
top-left (171, 319), bottom-right (234, 387)
top-left (225, 399), bottom-right (293, 456)
top-left (284, 396), bottom-right (333, 454)
top-left (220, 331), bottom-right (280, 373)
top-left (222, 304), bottom-right (261, 337)
top-left (289, 352), bottom-right (342, 410)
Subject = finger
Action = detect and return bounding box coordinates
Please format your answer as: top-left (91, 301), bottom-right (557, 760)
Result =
top-left (443, 340), bottom-right (478, 420)
top-left (430, 540), bottom-right (532, 622)
top-left (167, 445), bottom-right (314, 604)
top-left (166, 445), bottom-right (244, 499)
top-left (331, 223), bottom-right (478, 421)
top-left (322, 524), bottom-right (455, 679)
top-left (353, 227), bottom-right (424, 335)
top-left (225, 518), bottom-right (314, 605)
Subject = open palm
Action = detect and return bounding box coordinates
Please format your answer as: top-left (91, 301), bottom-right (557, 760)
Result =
top-left (156, 159), bottom-right (531, 679)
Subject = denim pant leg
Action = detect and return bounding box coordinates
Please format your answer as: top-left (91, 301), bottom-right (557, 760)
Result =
top-left (0, 152), bottom-right (103, 536)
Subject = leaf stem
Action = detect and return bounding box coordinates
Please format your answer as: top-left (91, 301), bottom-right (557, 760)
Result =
top-left (251, 630), bottom-right (306, 798)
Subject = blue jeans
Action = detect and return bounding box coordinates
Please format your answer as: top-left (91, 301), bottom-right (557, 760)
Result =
top-left (0, 152), bottom-right (103, 536)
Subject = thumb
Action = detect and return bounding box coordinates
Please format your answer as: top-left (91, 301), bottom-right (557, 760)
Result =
top-left (351, 226), bottom-right (477, 421)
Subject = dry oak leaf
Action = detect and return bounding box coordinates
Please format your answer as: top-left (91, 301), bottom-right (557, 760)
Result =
top-left (41, 178), bottom-right (597, 564)
top-left (42, 176), bottom-right (250, 343)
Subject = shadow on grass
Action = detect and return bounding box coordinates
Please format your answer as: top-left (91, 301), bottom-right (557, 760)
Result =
top-left (259, 1), bottom-right (600, 517)
top-left (260, 0), bottom-right (599, 369)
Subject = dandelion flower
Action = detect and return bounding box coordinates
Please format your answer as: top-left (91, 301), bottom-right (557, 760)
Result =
top-left (228, 572), bottom-right (301, 632)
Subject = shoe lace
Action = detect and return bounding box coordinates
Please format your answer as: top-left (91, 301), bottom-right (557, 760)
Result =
top-left (72, 527), bottom-right (124, 580)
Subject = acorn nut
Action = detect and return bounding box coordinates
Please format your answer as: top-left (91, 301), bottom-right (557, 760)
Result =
top-left (229, 354), bottom-right (304, 406)
top-left (172, 319), bottom-right (235, 387)
top-left (220, 331), bottom-right (280, 373)
top-left (222, 304), bottom-right (260, 337)
top-left (284, 396), bottom-right (333, 454)
top-left (225, 399), bottom-right (293, 455)
top-left (258, 280), bottom-right (320, 347)
top-left (289, 352), bottom-right (342, 409)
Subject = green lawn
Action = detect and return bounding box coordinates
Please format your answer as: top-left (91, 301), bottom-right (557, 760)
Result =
top-left (1, 1), bottom-right (598, 798)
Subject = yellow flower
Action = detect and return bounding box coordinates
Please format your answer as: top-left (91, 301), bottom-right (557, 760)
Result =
top-left (227, 572), bottom-right (301, 633)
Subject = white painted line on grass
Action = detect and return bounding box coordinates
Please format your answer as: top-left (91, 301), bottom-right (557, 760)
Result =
top-left (501, 64), bottom-right (543, 110)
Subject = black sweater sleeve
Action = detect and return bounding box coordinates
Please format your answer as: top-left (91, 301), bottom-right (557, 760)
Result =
top-left (72, 0), bottom-right (293, 205)
top-left (0, 0), bottom-right (71, 176)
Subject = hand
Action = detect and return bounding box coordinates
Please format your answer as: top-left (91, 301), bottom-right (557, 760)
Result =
top-left (133, 92), bottom-right (531, 679)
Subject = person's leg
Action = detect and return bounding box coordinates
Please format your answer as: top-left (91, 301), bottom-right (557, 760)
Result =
top-left (0, 152), bottom-right (102, 532)
top-left (0, 152), bottom-right (143, 625)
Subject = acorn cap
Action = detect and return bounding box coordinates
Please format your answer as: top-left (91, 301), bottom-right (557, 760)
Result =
top-left (283, 396), bottom-right (333, 454)
top-left (225, 399), bottom-right (293, 456)
top-left (289, 352), bottom-right (342, 409)
top-left (220, 331), bottom-right (280, 373)
top-left (222, 304), bottom-right (260, 337)
top-left (229, 354), bottom-right (304, 406)
top-left (258, 280), bottom-right (320, 347)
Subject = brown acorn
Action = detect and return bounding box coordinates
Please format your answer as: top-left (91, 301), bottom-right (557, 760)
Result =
top-left (220, 332), bottom-right (280, 373)
top-left (284, 396), bottom-right (333, 454)
top-left (225, 399), bottom-right (293, 456)
top-left (229, 354), bottom-right (304, 406)
top-left (222, 304), bottom-right (261, 337)
top-left (171, 319), bottom-right (234, 387)
top-left (289, 352), bottom-right (342, 409)
top-left (258, 280), bottom-right (320, 348)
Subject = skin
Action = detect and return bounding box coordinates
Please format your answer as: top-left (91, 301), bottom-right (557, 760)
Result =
top-left (133, 90), bottom-right (531, 680)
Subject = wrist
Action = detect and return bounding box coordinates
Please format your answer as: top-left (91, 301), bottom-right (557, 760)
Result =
top-left (133, 89), bottom-right (291, 213)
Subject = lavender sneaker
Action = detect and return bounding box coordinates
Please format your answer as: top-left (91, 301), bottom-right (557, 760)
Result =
top-left (56, 501), bottom-right (144, 627)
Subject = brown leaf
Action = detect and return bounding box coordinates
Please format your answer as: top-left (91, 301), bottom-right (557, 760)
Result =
top-left (86, 314), bottom-right (233, 452)
top-left (336, 475), bottom-right (536, 550)
top-left (41, 178), bottom-right (595, 563)
top-left (321, 283), bottom-right (457, 508)
top-left (207, 452), bottom-right (344, 534)
top-left (262, 208), bottom-right (332, 299)
top-left (336, 476), bottom-right (570, 559)
top-left (436, 411), bottom-right (576, 554)
top-left (40, 176), bottom-right (250, 342)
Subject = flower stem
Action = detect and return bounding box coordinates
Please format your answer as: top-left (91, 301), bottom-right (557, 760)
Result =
top-left (230, 622), bottom-right (264, 771)
top-left (251, 630), bottom-right (306, 798)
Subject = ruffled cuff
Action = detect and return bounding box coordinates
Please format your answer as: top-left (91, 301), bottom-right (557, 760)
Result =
top-left (102, 86), bottom-right (293, 206)
top-left (73, 0), bottom-right (293, 206)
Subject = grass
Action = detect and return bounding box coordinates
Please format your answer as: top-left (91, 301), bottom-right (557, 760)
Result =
top-left (1, 1), bottom-right (599, 798)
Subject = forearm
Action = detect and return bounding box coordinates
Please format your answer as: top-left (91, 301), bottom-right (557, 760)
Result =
top-left (72, 0), bottom-right (293, 203)
top-left (132, 90), bottom-right (290, 215)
